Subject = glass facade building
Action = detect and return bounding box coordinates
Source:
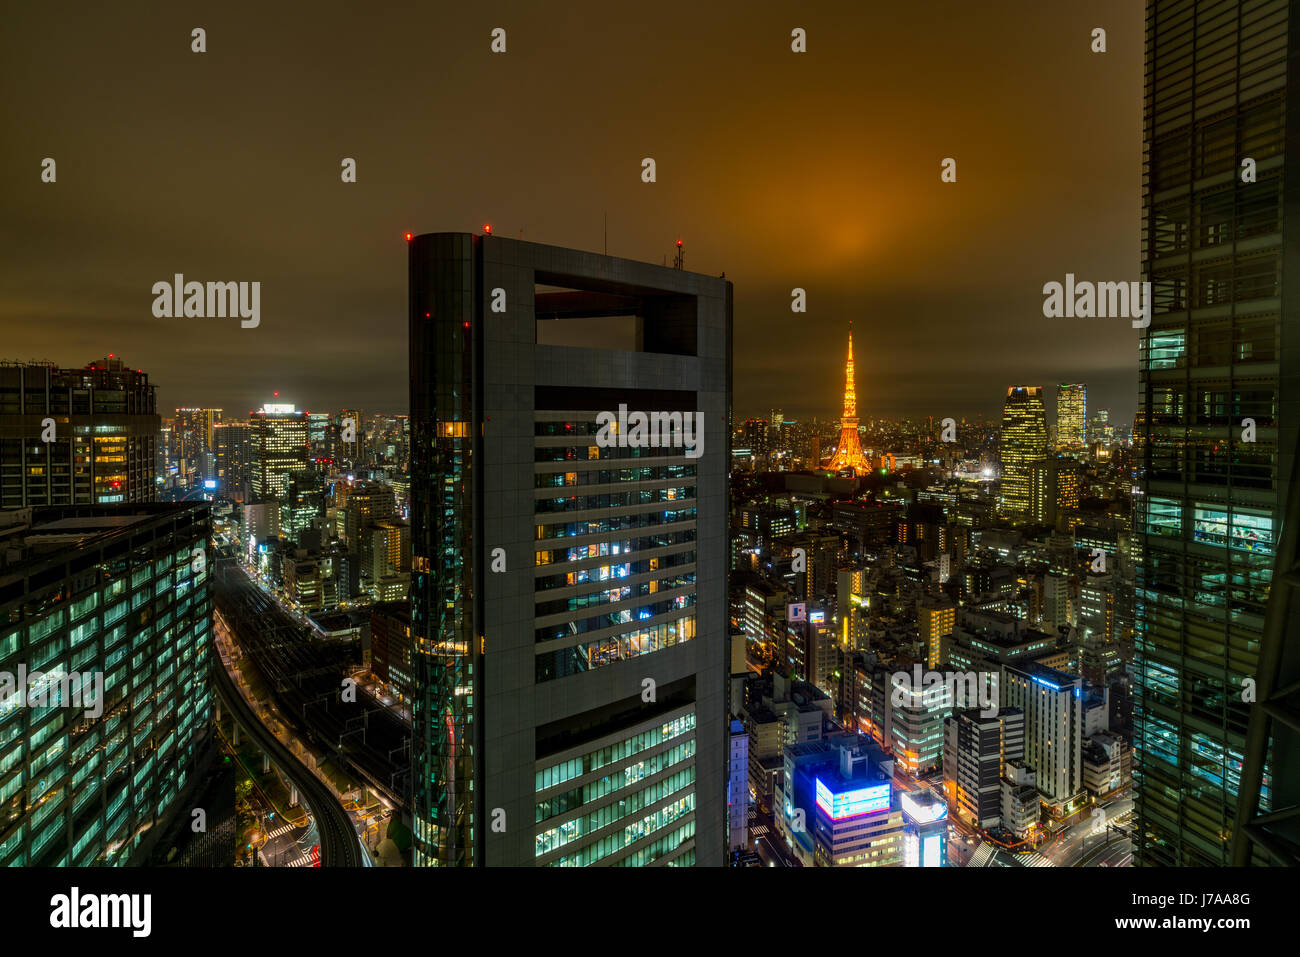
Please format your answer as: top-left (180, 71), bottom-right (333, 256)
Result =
top-left (409, 233), bottom-right (730, 866)
top-left (1136, 0), bottom-right (1292, 865)
top-left (0, 504), bottom-right (212, 865)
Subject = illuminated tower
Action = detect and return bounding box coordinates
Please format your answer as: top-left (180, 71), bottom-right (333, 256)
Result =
top-left (1055, 383), bottom-right (1086, 449)
top-left (999, 386), bottom-right (1047, 522)
top-left (824, 327), bottom-right (871, 473)
top-left (249, 403), bottom-right (309, 502)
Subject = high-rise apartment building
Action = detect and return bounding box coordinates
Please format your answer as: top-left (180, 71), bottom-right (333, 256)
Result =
top-left (918, 598), bottom-right (956, 669)
top-left (409, 232), bottom-right (730, 866)
top-left (999, 386), bottom-right (1048, 522)
top-left (0, 503), bottom-right (212, 865)
top-left (943, 706), bottom-right (1025, 829)
top-left (249, 404), bottom-right (309, 502)
top-left (1001, 663), bottom-right (1082, 810)
top-left (1055, 383), bottom-right (1087, 449)
top-left (0, 357), bottom-right (159, 508)
top-left (1137, 0), bottom-right (1295, 866)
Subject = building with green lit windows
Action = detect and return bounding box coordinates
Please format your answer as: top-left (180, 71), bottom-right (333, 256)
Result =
top-left (0, 504), bottom-right (212, 865)
top-left (408, 232), bottom-right (730, 866)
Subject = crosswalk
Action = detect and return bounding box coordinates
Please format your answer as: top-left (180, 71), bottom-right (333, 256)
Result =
top-left (286, 853), bottom-right (314, 867)
top-left (967, 843), bottom-right (995, 867)
top-left (1020, 850), bottom-right (1055, 868)
top-left (266, 823), bottom-right (298, 840)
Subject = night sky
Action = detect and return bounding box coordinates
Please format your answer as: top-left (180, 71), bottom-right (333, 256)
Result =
top-left (1, 1), bottom-right (1142, 427)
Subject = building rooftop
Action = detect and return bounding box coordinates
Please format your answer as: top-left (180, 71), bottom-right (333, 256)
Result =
top-left (0, 505), bottom-right (206, 578)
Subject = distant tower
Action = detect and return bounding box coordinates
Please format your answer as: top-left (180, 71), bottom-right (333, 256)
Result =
top-left (1055, 383), bottom-right (1087, 449)
top-left (824, 327), bottom-right (871, 473)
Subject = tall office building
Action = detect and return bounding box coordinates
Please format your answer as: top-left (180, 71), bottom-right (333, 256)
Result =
top-left (998, 386), bottom-right (1047, 522)
top-left (0, 357), bottom-right (159, 508)
top-left (0, 503), bottom-right (212, 865)
top-left (1055, 383), bottom-right (1087, 449)
top-left (173, 408), bottom-right (221, 488)
top-left (249, 403), bottom-right (309, 502)
top-left (409, 232), bottom-right (730, 866)
top-left (213, 419), bottom-right (251, 502)
top-left (1137, 0), bottom-right (1296, 866)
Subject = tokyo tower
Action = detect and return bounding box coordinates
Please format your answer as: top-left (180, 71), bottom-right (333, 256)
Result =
top-left (824, 325), bottom-right (871, 473)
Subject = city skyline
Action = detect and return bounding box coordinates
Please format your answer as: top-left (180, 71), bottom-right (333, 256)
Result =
top-left (6, 0), bottom-right (1297, 910)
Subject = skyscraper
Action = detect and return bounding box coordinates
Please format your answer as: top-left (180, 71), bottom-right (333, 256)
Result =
top-left (0, 357), bottom-right (160, 508)
top-left (998, 386), bottom-right (1047, 522)
top-left (409, 232), bottom-right (730, 866)
top-left (249, 403), bottom-right (309, 502)
top-left (824, 328), bottom-right (871, 474)
top-left (1055, 383), bottom-right (1087, 449)
top-left (173, 408), bottom-right (222, 488)
top-left (213, 419), bottom-right (251, 502)
top-left (1137, 0), bottom-right (1295, 866)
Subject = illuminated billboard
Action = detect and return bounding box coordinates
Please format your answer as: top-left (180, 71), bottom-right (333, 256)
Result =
top-left (900, 791), bottom-right (948, 824)
top-left (815, 777), bottom-right (891, 819)
top-left (922, 833), bottom-right (941, 868)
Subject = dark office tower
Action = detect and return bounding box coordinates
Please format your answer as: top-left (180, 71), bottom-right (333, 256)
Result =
top-left (1138, 0), bottom-right (1294, 866)
top-left (213, 420), bottom-right (251, 502)
top-left (409, 233), bottom-right (730, 866)
top-left (998, 386), bottom-right (1047, 522)
top-left (249, 404), bottom-right (309, 502)
top-left (0, 357), bottom-right (160, 508)
top-left (0, 503), bottom-right (213, 865)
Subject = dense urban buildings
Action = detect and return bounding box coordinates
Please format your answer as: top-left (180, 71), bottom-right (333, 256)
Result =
top-left (0, 357), bottom-right (160, 509)
top-left (0, 504), bottom-right (213, 865)
top-left (409, 232), bottom-right (730, 866)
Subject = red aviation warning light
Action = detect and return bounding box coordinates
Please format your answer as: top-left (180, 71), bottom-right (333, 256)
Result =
top-left (483, 224), bottom-right (492, 235)
top-left (405, 232), bottom-right (413, 242)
